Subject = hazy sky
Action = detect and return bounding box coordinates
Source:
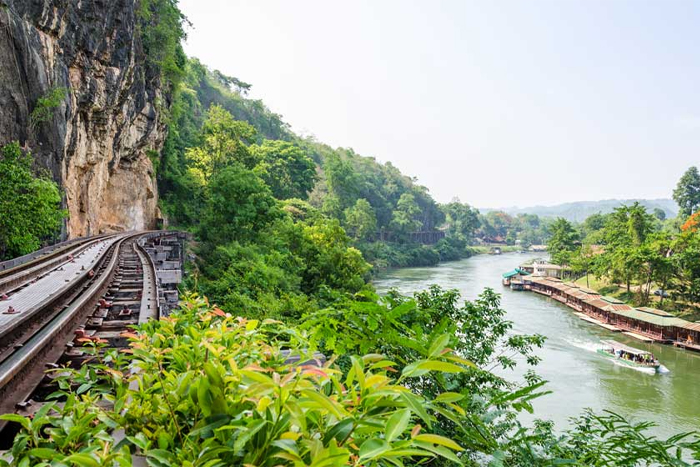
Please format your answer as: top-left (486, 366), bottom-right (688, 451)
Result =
top-left (178, 0), bottom-right (700, 208)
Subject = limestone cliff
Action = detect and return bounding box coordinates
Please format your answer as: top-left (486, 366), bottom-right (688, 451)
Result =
top-left (0, 0), bottom-right (166, 237)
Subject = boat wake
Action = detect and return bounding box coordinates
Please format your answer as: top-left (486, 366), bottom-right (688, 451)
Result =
top-left (569, 339), bottom-right (669, 375)
top-left (609, 358), bottom-right (657, 375)
top-left (569, 339), bottom-right (601, 353)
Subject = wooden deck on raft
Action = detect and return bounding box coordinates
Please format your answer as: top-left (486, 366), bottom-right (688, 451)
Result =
top-left (674, 341), bottom-right (700, 352)
top-left (573, 312), bottom-right (621, 332)
top-left (622, 331), bottom-right (654, 343)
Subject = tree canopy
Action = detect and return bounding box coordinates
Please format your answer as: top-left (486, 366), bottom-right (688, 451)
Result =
top-left (0, 143), bottom-right (66, 260)
top-left (673, 166), bottom-right (700, 218)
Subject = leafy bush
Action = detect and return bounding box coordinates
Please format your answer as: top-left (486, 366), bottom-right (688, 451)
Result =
top-left (1, 296), bottom-right (468, 466)
top-left (29, 87), bottom-right (66, 131)
top-left (0, 142), bottom-right (66, 259)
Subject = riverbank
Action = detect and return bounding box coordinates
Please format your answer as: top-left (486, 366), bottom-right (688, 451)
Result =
top-left (374, 252), bottom-right (700, 439)
top-left (516, 275), bottom-right (700, 351)
top-left (361, 239), bottom-right (524, 273)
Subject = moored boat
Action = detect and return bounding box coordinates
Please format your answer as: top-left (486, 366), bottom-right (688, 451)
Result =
top-left (597, 340), bottom-right (660, 372)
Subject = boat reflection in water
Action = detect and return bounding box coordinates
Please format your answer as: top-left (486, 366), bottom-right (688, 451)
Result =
top-left (598, 340), bottom-right (661, 373)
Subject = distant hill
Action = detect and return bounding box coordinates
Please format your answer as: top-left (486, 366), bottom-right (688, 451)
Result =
top-left (482, 199), bottom-right (678, 222)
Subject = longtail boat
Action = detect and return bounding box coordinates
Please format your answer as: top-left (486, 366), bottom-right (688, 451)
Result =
top-left (597, 340), bottom-right (660, 372)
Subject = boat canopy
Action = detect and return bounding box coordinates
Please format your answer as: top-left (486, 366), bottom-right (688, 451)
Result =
top-left (502, 268), bottom-right (531, 279)
top-left (601, 340), bottom-right (652, 356)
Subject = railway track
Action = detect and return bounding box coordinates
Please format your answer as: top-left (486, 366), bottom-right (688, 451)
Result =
top-left (0, 232), bottom-right (175, 440)
top-left (0, 234), bottom-right (112, 296)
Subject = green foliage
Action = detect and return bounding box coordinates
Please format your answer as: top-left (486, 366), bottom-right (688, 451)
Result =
top-left (358, 241), bottom-right (442, 269)
top-left (390, 193), bottom-right (423, 239)
top-left (2, 296), bottom-right (469, 466)
top-left (137, 0), bottom-right (188, 89)
top-left (252, 140), bottom-right (318, 200)
top-left (307, 147), bottom-right (444, 242)
top-left (477, 211), bottom-right (552, 247)
top-left (673, 166), bottom-right (700, 218)
top-left (29, 87), bottom-right (66, 131)
top-left (653, 207), bottom-right (667, 221)
top-left (187, 104), bottom-right (258, 181)
top-left (0, 143), bottom-right (66, 259)
top-left (344, 199), bottom-right (377, 241)
top-left (200, 164), bottom-right (281, 244)
top-left (547, 217), bottom-right (579, 264)
top-left (442, 200), bottom-right (480, 242)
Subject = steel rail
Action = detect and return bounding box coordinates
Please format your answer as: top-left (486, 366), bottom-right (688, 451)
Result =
top-left (0, 234), bottom-right (109, 279)
top-left (0, 233), bottom-right (143, 415)
top-left (0, 237), bottom-right (118, 343)
top-left (0, 235), bottom-right (115, 294)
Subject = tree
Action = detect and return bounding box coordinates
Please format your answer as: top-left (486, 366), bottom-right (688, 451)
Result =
top-left (670, 230), bottom-right (700, 306)
top-left (186, 105), bottom-right (257, 182)
top-left (0, 143), bottom-right (66, 259)
top-left (294, 218), bottom-right (370, 294)
top-left (442, 200), bottom-right (480, 242)
top-left (570, 245), bottom-right (595, 288)
top-left (251, 140), bottom-right (317, 200)
top-left (390, 193), bottom-right (423, 239)
top-left (322, 153), bottom-right (360, 211)
top-left (201, 164), bottom-right (281, 243)
top-left (343, 198), bottom-right (377, 241)
top-left (547, 218), bottom-right (579, 264)
top-left (594, 203), bottom-right (657, 294)
top-left (673, 166), bottom-right (700, 218)
top-left (652, 207), bottom-right (666, 221)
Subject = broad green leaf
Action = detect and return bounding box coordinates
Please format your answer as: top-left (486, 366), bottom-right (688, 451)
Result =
top-left (436, 392), bottom-right (465, 403)
top-left (384, 448), bottom-right (435, 458)
top-left (414, 434), bottom-right (464, 451)
top-left (0, 414), bottom-right (30, 430)
top-left (233, 419), bottom-right (267, 452)
top-left (358, 438), bottom-right (390, 460)
top-left (64, 453), bottom-right (99, 467)
top-left (416, 442), bottom-right (464, 465)
top-left (27, 448), bottom-right (62, 460)
top-left (323, 419), bottom-right (354, 444)
top-left (428, 334), bottom-right (450, 358)
top-left (385, 409), bottom-right (411, 442)
top-left (416, 360), bottom-right (465, 374)
top-left (300, 389), bottom-right (345, 418)
top-left (146, 449), bottom-right (177, 465)
top-left (400, 392), bottom-right (431, 429)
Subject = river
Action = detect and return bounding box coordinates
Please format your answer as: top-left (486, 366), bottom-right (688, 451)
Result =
top-left (374, 252), bottom-right (700, 438)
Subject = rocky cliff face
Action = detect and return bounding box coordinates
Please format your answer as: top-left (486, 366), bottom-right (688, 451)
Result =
top-left (0, 0), bottom-right (165, 237)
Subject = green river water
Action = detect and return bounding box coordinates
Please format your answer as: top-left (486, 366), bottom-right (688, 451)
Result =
top-left (374, 252), bottom-right (700, 438)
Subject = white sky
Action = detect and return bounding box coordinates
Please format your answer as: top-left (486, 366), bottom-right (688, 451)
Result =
top-left (178, 0), bottom-right (700, 208)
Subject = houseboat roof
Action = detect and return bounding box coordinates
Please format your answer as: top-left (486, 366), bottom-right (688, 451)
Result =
top-left (502, 268), bottom-right (531, 279)
top-left (601, 296), bottom-right (626, 305)
top-left (611, 308), bottom-right (687, 327)
top-left (601, 340), bottom-right (653, 356)
top-left (568, 289), bottom-right (598, 300)
top-left (678, 321), bottom-right (700, 332)
top-left (584, 298), bottom-right (611, 308)
top-left (636, 307), bottom-right (673, 317)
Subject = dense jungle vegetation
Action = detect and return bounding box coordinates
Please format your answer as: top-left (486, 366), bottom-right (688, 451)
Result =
top-left (546, 167), bottom-right (700, 320)
top-left (4, 1), bottom-right (700, 465)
